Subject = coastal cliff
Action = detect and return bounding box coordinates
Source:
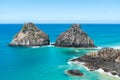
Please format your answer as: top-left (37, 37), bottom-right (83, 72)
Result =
top-left (9, 22), bottom-right (50, 46)
top-left (71, 48), bottom-right (120, 76)
top-left (55, 24), bottom-right (95, 47)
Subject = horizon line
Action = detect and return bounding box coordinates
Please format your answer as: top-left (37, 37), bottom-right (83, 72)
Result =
top-left (0, 21), bottom-right (120, 24)
top-left (0, 20), bottom-right (120, 24)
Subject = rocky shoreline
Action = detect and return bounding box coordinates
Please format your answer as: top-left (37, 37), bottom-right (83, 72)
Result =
top-left (70, 48), bottom-right (120, 77)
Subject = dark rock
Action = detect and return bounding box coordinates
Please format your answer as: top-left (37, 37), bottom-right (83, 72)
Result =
top-left (55, 24), bottom-right (96, 48)
top-left (65, 69), bottom-right (84, 76)
top-left (70, 48), bottom-right (120, 77)
top-left (102, 67), bottom-right (110, 72)
top-left (9, 22), bottom-right (50, 46)
top-left (111, 71), bottom-right (119, 75)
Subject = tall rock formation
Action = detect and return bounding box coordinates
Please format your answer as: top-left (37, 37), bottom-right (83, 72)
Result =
top-left (9, 22), bottom-right (50, 46)
top-left (55, 24), bottom-right (95, 47)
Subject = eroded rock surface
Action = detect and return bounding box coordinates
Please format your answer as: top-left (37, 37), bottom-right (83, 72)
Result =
top-left (71, 48), bottom-right (120, 76)
top-left (65, 69), bottom-right (83, 76)
top-left (55, 24), bottom-right (95, 47)
top-left (9, 22), bottom-right (50, 46)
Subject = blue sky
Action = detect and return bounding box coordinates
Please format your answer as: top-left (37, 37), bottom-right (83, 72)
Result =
top-left (0, 0), bottom-right (120, 23)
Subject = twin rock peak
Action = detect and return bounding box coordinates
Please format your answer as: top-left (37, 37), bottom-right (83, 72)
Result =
top-left (9, 22), bottom-right (96, 48)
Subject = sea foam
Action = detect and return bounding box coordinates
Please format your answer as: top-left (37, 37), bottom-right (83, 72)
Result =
top-left (30, 46), bottom-right (40, 48)
top-left (95, 68), bottom-right (120, 78)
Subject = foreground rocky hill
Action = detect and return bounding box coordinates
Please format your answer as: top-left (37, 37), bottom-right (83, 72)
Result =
top-left (71, 48), bottom-right (120, 76)
top-left (9, 22), bottom-right (50, 46)
top-left (55, 24), bottom-right (96, 48)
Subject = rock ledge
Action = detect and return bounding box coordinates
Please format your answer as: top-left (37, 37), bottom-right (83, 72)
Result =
top-left (71, 48), bottom-right (120, 77)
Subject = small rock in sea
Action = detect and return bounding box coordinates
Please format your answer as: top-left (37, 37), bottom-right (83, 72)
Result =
top-left (55, 24), bottom-right (96, 48)
top-left (65, 69), bottom-right (84, 76)
top-left (9, 22), bottom-right (50, 46)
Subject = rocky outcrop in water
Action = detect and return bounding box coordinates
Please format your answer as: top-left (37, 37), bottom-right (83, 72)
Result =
top-left (55, 24), bottom-right (95, 47)
top-left (71, 48), bottom-right (120, 76)
top-left (9, 22), bottom-right (50, 46)
top-left (65, 69), bottom-right (83, 76)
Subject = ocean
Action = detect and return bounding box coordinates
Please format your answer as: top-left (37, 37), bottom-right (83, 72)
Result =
top-left (0, 24), bottom-right (120, 80)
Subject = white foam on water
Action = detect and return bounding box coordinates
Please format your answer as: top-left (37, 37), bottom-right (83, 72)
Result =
top-left (44, 42), bottom-right (55, 47)
top-left (97, 46), bottom-right (102, 49)
top-left (67, 61), bottom-right (90, 71)
top-left (97, 46), bottom-right (120, 49)
top-left (45, 45), bottom-right (54, 47)
top-left (50, 42), bottom-right (55, 44)
top-left (95, 68), bottom-right (120, 78)
top-left (75, 50), bottom-right (79, 52)
top-left (92, 46), bottom-right (120, 49)
top-left (111, 46), bottom-right (120, 49)
top-left (31, 46), bottom-right (40, 48)
top-left (69, 57), bottom-right (79, 61)
top-left (68, 61), bottom-right (85, 67)
top-left (58, 65), bottom-right (68, 68)
top-left (30, 42), bottom-right (55, 48)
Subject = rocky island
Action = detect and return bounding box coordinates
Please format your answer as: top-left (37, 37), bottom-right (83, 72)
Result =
top-left (65, 69), bottom-right (84, 76)
top-left (70, 48), bottom-right (120, 77)
top-left (55, 24), bottom-right (96, 48)
top-left (9, 22), bottom-right (50, 46)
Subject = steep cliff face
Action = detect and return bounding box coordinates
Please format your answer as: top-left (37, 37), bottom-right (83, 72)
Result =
top-left (9, 22), bottom-right (50, 46)
top-left (55, 24), bottom-right (95, 47)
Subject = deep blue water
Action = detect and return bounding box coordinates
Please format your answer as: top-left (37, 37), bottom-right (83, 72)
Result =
top-left (0, 24), bottom-right (120, 80)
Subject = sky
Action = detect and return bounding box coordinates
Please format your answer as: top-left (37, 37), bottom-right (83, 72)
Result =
top-left (0, 0), bottom-right (120, 23)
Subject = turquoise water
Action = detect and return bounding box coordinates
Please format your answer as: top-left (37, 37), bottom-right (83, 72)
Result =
top-left (0, 24), bottom-right (120, 80)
